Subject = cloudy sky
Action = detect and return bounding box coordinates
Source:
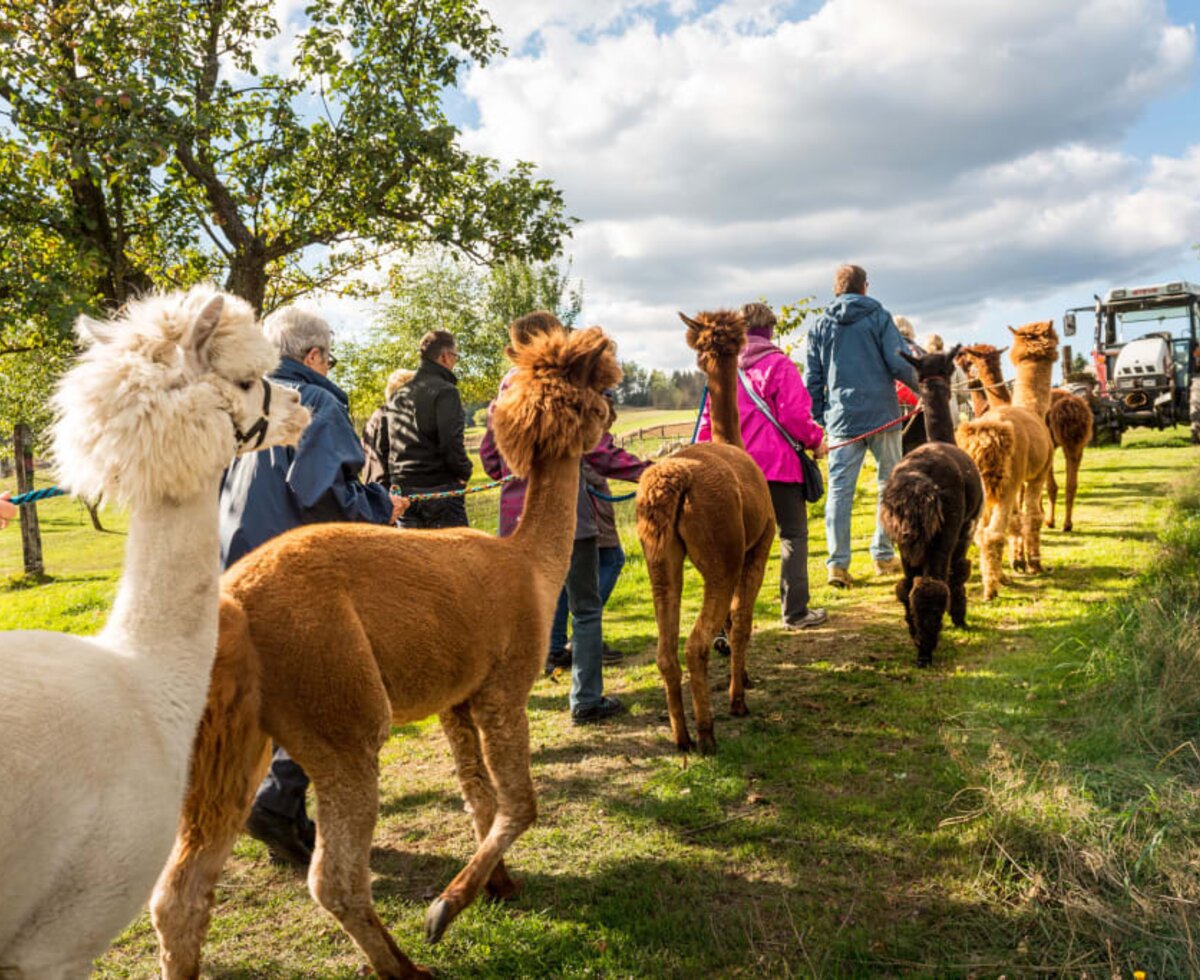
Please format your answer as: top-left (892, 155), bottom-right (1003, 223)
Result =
top-left (434, 0), bottom-right (1199, 370)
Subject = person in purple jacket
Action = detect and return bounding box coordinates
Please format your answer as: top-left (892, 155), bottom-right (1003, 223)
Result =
top-left (697, 302), bottom-right (828, 630)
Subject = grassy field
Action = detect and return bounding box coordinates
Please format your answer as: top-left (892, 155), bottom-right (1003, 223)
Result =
top-left (4, 429), bottom-right (1199, 976)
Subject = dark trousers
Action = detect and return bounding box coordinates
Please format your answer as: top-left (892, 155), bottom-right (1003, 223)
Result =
top-left (551, 544), bottom-right (625, 650)
top-left (565, 536), bottom-right (604, 713)
top-left (252, 745), bottom-right (309, 823)
top-left (768, 481), bottom-right (811, 626)
top-left (398, 486), bottom-right (469, 529)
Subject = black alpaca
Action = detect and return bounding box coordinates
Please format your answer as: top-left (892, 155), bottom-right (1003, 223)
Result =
top-left (880, 347), bottom-right (984, 666)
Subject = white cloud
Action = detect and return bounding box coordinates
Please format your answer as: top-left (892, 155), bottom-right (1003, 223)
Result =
top-left (460, 0), bottom-right (1199, 369)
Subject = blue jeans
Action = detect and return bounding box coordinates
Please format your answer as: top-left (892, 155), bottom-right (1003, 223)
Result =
top-left (825, 429), bottom-right (902, 569)
top-left (551, 545), bottom-right (625, 650)
top-left (565, 536), bottom-right (604, 713)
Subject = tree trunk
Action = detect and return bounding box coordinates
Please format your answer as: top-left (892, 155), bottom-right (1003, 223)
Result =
top-left (225, 246), bottom-right (268, 313)
top-left (85, 495), bottom-right (105, 532)
top-left (13, 423), bottom-right (44, 577)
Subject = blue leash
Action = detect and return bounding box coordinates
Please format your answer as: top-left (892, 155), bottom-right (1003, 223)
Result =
top-left (9, 486), bottom-right (67, 506)
top-left (691, 384), bottom-right (708, 444)
top-left (587, 486), bottom-right (635, 503)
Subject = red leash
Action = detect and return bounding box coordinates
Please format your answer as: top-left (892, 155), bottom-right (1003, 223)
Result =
top-left (825, 409), bottom-right (922, 451)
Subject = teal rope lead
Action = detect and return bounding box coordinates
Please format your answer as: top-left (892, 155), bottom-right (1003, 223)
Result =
top-left (691, 385), bottom-right (709, 444)
top-left (587, 486), bottom-right (635, 503)
top-left (9, 486), bottom-right (67, 506)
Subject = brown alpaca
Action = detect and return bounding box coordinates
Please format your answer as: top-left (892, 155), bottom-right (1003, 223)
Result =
top-left (150, 327), bottom-right (622, 979)
top-left (636, 310), bottom-right (774, 755)
top-left (1044, 388), bottom-right (1093, 532)
top-left (966, 377), bottom-right (991, 418)
top-left (954, 328), bottom-right (1053, 600)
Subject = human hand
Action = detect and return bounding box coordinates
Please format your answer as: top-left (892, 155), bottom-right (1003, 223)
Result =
top-left (813, 438), bottom-right (829, 460)
top-left (0, 491), bottom-right (16, 529)
top-left (390, 494), bottom-right (410, 523)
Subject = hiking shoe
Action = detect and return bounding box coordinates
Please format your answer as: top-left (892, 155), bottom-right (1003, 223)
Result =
top-left (784, 608), bottom-right (828, 630)
top-left (873, 557), bottom-right (903, 576)
top-left (827, 566), bottom-right (853, 588)
top-left (544, 647), bottom-right (572, 674)
top-left (246, 809), bottom-right (313, 870)
top-left (601, 642), bottom-right (624, 666)
top-left (571, 696), bottom-right (627, 725)
top-left (713, 630), bottom-right (731, 657)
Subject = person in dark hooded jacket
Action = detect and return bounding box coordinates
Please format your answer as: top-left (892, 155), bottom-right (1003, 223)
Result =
top-left (386, 330), bottom-right (473, 528)
top-left (219, 306), bottom-right (406, 869)
top-left (806, 264), bottom-right (917, 587)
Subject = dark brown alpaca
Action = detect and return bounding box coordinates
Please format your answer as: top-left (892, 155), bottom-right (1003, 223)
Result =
top-left (880, 347), bottom-right (984, 666)
top-left (150, 327), bottom-right (622, 979)
top-left (636, 310), bottom-right (775, 755)
top-left (1044, 388), bottom-right (1093, 532)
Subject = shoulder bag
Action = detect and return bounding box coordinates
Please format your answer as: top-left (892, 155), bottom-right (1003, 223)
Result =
top-left (736, 369), bottom-right (824, 503)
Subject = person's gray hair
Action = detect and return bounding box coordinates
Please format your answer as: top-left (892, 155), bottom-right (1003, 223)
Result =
top-left (262, 306), bottom-right (332, 362)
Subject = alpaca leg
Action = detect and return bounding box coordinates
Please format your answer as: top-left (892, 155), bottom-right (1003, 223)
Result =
top-left (896, 564), bottom-right (917, 641)
top-left (1022, 474), bottom-right (1047, 573)
top-left (948, 529), bottom-right (973, 628)
top-left (306, 751), bottom-right (430, 979)
top-left (684, 580), bottom-right (738, 755)
top-left (426, 700), bottom-right (537, 943)
top-left (1063, 446), bottom-right (1083, 532)
top-left (1008, 503), bottom-right (1026, 572)
top-left (726, 527), bottom-right (773, 718)
top-left (438, 702), bottom-right (520, 901)
top-left (646, 537), bottom-right (692, 752)
top-left (980, 498), bottom-right (1010, 601)
top-left (909, 576), bottom-right (950, 667)
top-left (1045, 460), bottom-right (1058, 528)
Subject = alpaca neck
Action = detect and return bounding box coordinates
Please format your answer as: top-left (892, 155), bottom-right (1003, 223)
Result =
top-left (512, 455), bottom-right (583, 583)
top-left (1013, 360), bottom-right (1053, 416)
top-left (920, 382), bottom-right (958, 444)
top-left (706, 357), bottom-right (744, 448)
top-left (978, 360), bottom-right (1011, 410)
top-left (101, 478), bottom-right (222, 724)
top-left (968, 381), bottom-right (990, 417)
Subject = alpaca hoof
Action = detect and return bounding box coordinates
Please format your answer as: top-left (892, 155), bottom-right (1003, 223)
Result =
top-left (1045, 519), bottom-right (1055, 528)
top-left (1012, 558), bottom-right (1026, 572)
top-left (424, 898), bottom-right (457, 944)
top-left (951, 616), bottom-right (967, 629)
top-left (916, 656), bottom-right (932, 668)
top-left (729, 697), bottom-right (749, 717)
top-left (698, 730), bottom-right (717, 755)
top-left (675, 733), bottom-right (695, 754)
top-left (1062, 522), bottom-right (1072, 532)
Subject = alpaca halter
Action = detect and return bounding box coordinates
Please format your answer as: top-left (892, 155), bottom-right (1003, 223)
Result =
top-left (234, 379), bottom-right (272, 451)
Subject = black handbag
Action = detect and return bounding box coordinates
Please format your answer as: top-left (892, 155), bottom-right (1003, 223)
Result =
top-left (736, 369), bottom-right (824, 503)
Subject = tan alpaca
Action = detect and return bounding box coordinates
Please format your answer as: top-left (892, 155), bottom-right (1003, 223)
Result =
top-left (636, 310), bottom-right (775, 755)
top-left (1044, 388), bottom-right (1093, 532)
top-left (151, 327), bottom-right (622, 980)
top-left (955, 327), bottom-right (1054, 600)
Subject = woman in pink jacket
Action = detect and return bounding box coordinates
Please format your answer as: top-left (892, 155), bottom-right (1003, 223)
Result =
top-left (697, 302), bottom-right (828, 629)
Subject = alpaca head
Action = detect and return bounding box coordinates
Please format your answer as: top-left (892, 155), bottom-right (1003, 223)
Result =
top-left (955, 343), bottom-right (1008, 380)
top-left (679, 310), bottom-right (746, 375)
top-left (901, 345), bottom-right (961, 387)
top-left (1007, 320), bottom-right (1058, 365)
top-left (52, 287), bottom-right (310, 508)
top-left (491, 325), bottom-right (622, 478)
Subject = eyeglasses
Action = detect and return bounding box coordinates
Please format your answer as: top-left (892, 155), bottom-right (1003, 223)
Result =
top-left (325, 349), bottom-right (339, 369)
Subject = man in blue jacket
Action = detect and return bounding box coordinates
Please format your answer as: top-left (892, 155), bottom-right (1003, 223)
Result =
top-left (219, 305), bottom-right (407, 867)
top-left (806, 264), bottom-right (918, 587)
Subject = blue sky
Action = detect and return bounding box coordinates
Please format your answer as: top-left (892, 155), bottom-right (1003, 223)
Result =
top-left (441, 0), bottom-right (1200, 373)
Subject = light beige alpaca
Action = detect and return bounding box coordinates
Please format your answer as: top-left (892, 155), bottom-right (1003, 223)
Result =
top-left (636, 310), bottom-right (775, 755)
top-left (150, 326), bottom-right (621, 979)
top-left (955, 325), bottom-right (1054, 599)
top-left (0, 289), bottom-right (308, 978)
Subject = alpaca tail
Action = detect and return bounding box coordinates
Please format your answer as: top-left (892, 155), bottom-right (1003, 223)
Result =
top-left (880, 468), bottom-right (944, 568)
top-left (956, 416), bottom-right (1016, 502)
top-left (636, 458), bottom-right (691, 556)
top-left (174, 595), bottom-right (270, 853)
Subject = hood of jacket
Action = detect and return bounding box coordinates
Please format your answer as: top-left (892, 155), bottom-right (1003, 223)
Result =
top-left (272, 356), bottom-right (350, 408)
top-left (825, 292), bottom-right (882, 327)
top-left (740, 333), bottom-right (789, 370)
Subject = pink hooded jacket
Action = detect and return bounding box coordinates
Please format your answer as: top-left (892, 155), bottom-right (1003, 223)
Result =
top-left (696, 334), bottom-right (824, 484)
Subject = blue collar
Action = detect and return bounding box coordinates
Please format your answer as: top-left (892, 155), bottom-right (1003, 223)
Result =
top-left (271, 357), bottom-right (350, 407)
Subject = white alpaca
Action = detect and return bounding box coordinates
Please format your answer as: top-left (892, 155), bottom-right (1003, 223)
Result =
top-left (0, 288), bottom-right (310, 978)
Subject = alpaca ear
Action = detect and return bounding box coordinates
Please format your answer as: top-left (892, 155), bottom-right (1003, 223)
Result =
top-left (565, 327), bottom-right (616, 390)
top-left (678, 311), bottom-right (703, 333)
top-left (1006, 325), bottom-right (1017, 336)
top-left (996, 345), bottom-right (1010, 355)
top-left (947, 344), bottom-right (962, 360)
top-left (899, 349), bottom-right (920, 368)
top-left (189, 295), bottom-right (225, 365)
top-left (76, 313), bottom-right (118, 346)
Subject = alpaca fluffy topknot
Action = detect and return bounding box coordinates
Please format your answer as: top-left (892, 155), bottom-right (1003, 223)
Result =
top-left (682, 309), bottom-right (746, 374)
top-left (51, 286), bottom-right (279, 509)
top-left (491, 326), bottom-right (622, 478)
top-left (1008, 320), bottom-right (1058, 364)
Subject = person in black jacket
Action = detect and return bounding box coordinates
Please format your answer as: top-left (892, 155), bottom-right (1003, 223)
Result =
top-left (386, 330), bottom-right (473, 528)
